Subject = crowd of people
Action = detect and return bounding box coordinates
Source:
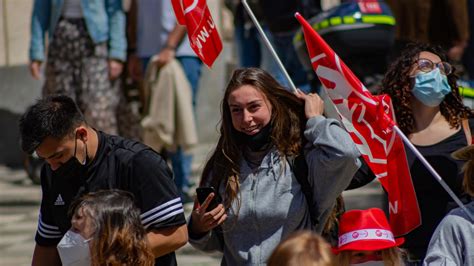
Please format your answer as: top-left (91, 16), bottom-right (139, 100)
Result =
top-left (23, 0), bottom-right (474, 265)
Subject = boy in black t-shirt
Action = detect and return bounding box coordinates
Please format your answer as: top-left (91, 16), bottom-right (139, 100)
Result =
top-left (19, 95), bottom-right (187, 266)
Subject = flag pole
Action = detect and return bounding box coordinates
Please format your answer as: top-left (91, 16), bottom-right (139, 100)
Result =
top-left (241, 0), bottom-right (297, 94)
top-left (393, 125), bottom-right (474, 220)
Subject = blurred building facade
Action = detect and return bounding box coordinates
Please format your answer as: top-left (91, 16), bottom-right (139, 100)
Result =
top-left (0, 1), bottom-right (41, 167)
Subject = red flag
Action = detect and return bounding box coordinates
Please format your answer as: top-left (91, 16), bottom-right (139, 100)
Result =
top-left (171, 0), bottom-right (222, 67)
top-left (295, 13), bottom-right (420, 236)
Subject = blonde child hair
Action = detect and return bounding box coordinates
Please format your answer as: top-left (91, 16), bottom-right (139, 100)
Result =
top-left (268, 230), bottom-right (334, 266)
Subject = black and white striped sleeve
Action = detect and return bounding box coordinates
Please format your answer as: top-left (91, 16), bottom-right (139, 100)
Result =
top-left (140, 197), bottom-right (184, 229)
top-left (36, 213), bottom-right (63, 240)
top-left (129, 150), bottom-right (186, 230)
top-left (35, 171), bottom-right (64, 246)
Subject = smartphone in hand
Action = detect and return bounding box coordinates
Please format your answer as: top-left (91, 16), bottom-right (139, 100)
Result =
top-left (196, 187), bottom-right (222, 212)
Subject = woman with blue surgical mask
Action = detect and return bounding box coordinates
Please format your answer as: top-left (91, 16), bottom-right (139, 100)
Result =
top-left (379, 43), bottom-right (473, 264)
top-left (410, 57), bottom-right (453, 107)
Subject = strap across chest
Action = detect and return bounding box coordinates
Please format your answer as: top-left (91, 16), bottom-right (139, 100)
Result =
top-left (462, 119), bottom-right (472, 145)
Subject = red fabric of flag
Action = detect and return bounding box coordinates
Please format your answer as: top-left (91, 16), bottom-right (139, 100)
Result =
top-left (171, 0), bottom-right (222, 67)
top-left (295, 13), bottom-right (420, 236)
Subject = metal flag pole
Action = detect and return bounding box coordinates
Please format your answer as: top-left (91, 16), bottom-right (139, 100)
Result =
top-left (393, 126), bottom-right (474, 221)
top-left (241, 0), bottom-right (297, 94)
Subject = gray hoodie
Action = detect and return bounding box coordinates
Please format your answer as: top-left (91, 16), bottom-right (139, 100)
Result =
top-left (423, 201), bottom-right (474, 266)
top-left (189, 116), bottom-right (360, 265)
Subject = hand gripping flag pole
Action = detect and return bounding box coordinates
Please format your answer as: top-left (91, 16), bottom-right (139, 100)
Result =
top-left (295, 12), bottom-right (474, 227)
top-left (241, 0), bottom-right (297, 94)
top-left (294, 10), bottom-right (421, 236)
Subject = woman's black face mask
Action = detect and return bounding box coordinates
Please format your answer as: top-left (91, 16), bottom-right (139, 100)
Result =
top-left (236, 122), bottom-right (273, 151)
top-left (52, 134), bottom-right (88, 180)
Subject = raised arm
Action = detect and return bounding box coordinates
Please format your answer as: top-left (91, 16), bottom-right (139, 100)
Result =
top-left (295, 89), bottom-right (360, 231)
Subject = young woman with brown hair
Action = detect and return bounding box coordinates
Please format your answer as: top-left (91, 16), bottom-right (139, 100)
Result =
top-left (57, 190), bottom-right (154, 266)
top-left (187, 67), bottom-right (360, 264)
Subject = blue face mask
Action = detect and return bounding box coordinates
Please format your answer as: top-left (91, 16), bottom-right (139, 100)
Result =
top-left (412, 68), bottom-right (451, 107)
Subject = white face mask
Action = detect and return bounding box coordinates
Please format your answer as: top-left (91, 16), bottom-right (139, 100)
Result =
top-left (350, 261), bottom-right (385, 266)
top-left (57, 230), bottom-right (92, 266)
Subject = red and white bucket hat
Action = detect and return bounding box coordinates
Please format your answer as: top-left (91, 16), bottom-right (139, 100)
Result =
top-left (332, 208), bottom-right (404, 254)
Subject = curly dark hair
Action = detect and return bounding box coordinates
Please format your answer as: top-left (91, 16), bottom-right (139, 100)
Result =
top-left (200, 68), bottom-right (306, 212)
top-left (381, 43), bottom-right (472, 134)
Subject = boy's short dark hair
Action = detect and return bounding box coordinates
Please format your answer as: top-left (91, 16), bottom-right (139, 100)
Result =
top-left (19, 95), bottom-right (86, 154)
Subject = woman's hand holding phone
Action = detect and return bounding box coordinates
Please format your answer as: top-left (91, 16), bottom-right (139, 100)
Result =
top-left (190, 192), bottom-right (227, 235)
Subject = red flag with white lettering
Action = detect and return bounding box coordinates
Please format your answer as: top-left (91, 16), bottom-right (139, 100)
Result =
top-left (295, 13), bottom-right (420, 236)
top-left (171, 0), bottom-right (223, 67)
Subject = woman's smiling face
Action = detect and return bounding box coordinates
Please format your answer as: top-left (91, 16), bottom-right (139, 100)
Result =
top-left (228, 85), bottom-right (272, 136)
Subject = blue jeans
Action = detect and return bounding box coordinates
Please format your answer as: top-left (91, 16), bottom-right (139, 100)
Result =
top-left (234, 24), bottom-right (261, 67)
top-left (234, 24), bottom-right (288, 87)
top-left (177, 56), bottom-right (202, 107)
top-left (171, 56), bottom-right (202, 194)
top-left (268, 30), bottom-right (312, 93)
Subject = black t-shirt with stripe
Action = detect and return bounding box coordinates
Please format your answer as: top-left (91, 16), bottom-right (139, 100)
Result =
top-left (36, 131), bottom-right (185, 266)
